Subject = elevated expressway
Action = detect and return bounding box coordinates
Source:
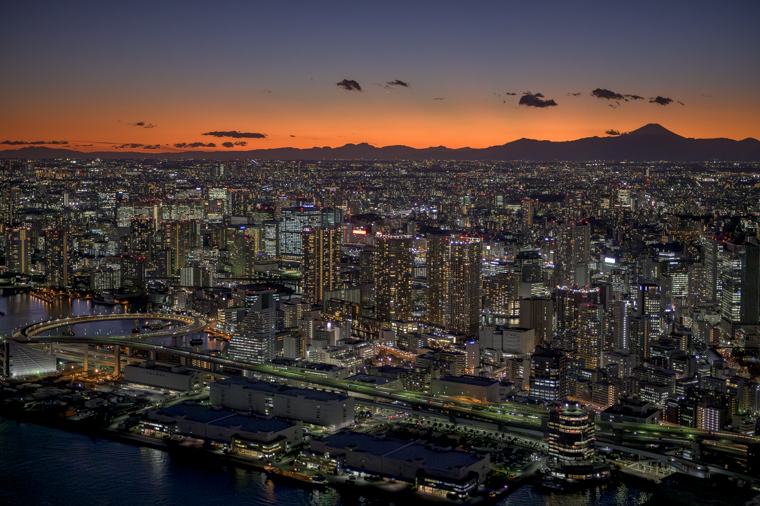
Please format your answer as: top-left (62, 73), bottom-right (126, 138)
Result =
top-left (10, 321), bottom-right (545, 435)
top-left (16, 313), bottom-right (207, 340)
top-left (10, 318), bottom-right (760, 476)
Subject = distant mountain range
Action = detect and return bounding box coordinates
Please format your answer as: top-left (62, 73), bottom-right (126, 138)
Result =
top-left (2, 124), bottom-right (760, 161)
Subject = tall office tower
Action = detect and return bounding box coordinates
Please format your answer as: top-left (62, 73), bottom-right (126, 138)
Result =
top-left (612, 299), bottom-right (631, 351)
top-left (229, 288), bottom-right (277, 365)
top-left (262, 220), bottom-right (279, 259)
top-left (704, 236), bottom-right (723, 302)
top-left (208, 187), bottom-right (230, 216)
top-left (556, 286), bottom-right (600, 351)
top-left (519, 297), bottom-right (555, 347)
top-left (548, 403), bottom-right (595, 462)
top-left (5, 227), bottom-right (32, 274)
top-left (426, 235), bottom-right (482, 336)
top-left (374, 234), bottom-right (413, 322)
top-left (529, 345), bottom-right (569, 401)
top-left (320, 208), bottom-right (342, 228)
top-left (98, 192), bottom-right (117, 220)
top-left (636, 283), bottom-right (662, 360)
top-left (279, 206), bottom-right (322, 261)
top-left (578, 303), bottom-right (603, 370)
top-left (521, 199), bottom-right (534, 231)
top-left (688, 262), bottom-right (709, 306)
top-left (2, 186), bottom-right (21, 225)
top-left (302, 227), bottom-right (341, 304)
top-left (162, 219), bottom-right (200, 273)
top-left (557, 222), bottom-right (591, 286)
top-left (130, 217), bottom-right (155, 252)
top-left (239, 229), bottom-right (263, 278)
top-left (45, 228), bottom-right (70, 287)
top-left (720, 241), bottom-right (760, 334)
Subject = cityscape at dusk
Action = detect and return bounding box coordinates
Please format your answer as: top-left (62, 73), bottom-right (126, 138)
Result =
top-left (2, 2), bottom-right (760, 506)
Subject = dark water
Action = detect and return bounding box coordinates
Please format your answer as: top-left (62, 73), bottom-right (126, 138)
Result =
top-left (0, 417), bottom-right (344, 506)
top-left (1, 294), bottom-right (653, 505)
top-left (0, 293), bottom-right (222, 351)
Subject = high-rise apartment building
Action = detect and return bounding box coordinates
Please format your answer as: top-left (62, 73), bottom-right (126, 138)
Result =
top-left (578, 303), bottom-right (603, 370)
top-left (46, 228), bottom-right (70, 287)
top-left (5, 227), bottom-right (32, 274)
top-left (427, 235), bottom-right (482, 336)
top-left (302, 227), bottom-right (341, 304)
top-left (374, 234), bottom-right (413, 322)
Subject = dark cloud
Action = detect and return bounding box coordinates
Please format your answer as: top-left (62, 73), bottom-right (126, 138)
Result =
top-left (290, 135), bottom-right (296, 137)
top-left (649, 96), bottom-right (673, 106)
top-left (605, 129), bottom-right (621, 136)
top-left (116, 143), bottom-right (144, 149)
top-left (233, 141), bottom-right (247, 146)
top-left (174, 142), bottom-right (216, 148)
top-left (677, 100), bottom-right (685, 106)
top-left (202, 131), bottom-right (267, 139)
top-left (129, 121), bottom-right (156, 128)
top-left (262, 90), bottom-right (271, 93)
top-left (385, 79), bottom-right (410, 88)
top-left (433, 97), bottom-right (445, 100)
top-left (519, 92), bottom-right (557, 108)
top-left (336, 79), bottom-right (362, 92)
top-left (567, 92), bottom-right (581, 97)
top-left (505, 92), bottom-right (517, 96)
top-left (222, 142), bottom-right (234, 148)
top-left (1, 140), bottom-right (68, 145)
top-left (624, 94), bottom-right (644, 100)
top-left (143, 144), bottom-right (160, 149)
top-left (591, 88), bottom-right (625, 101)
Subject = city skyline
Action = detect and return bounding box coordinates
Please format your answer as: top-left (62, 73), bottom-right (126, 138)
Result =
top-left (2, 1), bottom-right (760, 153)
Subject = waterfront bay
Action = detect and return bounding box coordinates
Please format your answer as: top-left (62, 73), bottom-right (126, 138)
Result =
top-left (1, 294), bottom-right (656, 506)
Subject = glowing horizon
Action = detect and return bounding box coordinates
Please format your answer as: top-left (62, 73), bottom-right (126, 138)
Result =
top-left (1, 1), bottom-right (758, 154)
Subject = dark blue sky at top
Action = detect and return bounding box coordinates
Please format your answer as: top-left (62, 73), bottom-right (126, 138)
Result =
top-left (4, 0), bottom-right (757, 93)
top-left (1, 0), bottom-right (759, 146)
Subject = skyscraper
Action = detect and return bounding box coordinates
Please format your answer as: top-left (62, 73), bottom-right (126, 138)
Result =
top-left (427, 235), bottom-right (482, 336)
top-left (720, 240), bottom-right (760, 334)
top-left (612, 299), bottom-right (631, 351)
top-left (556, 286), bottom-right (600, 351)
top-left (229, 288), bottom-right (277, 365)
top-left (302, 226), bottom-right (341, 304)
top-left (5, 227), bottom-right (31, 274)
top-left (578, 303), bottom-right (603, 370)
top-left (558, 222), bottom-right (590, 286)
top-left (637, 283), bottom-right (662, 360)
top-left (521, 198), bottom-right (534, 232)
top-left (279, 206), bottom-right (322, 261)
top-left (519, 297), bottom-right (555, 347)
top-left (374, 234), bottom-right (413, 322)
top-left (162, 219), bottom-right (200, 273)
top-left (46, 228), bottom-right (70, 287)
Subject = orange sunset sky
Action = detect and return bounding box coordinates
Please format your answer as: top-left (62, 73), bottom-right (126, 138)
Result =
top-left (1, 1), bottom-right (759, 153)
